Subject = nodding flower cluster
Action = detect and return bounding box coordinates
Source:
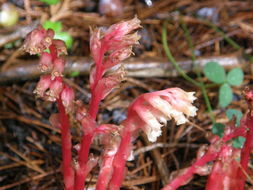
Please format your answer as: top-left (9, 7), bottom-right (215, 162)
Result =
top-left (23, 17), bottom-right (198, 190)
top-left (23, 25), bottom-right (74, 111)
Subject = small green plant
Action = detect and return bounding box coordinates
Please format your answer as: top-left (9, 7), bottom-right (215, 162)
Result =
top-left (43, 21), bottom-right (73, 49)
top-left (226, 108), bottom-right (243, 126)
top-left (212, 108), bottom-right (244, 148)
top-left (204, 62), bottom-right (244, 108)
top-left (39, 0), bottom-right (60, 5)
top-left (162, 19), bottom-right (246, 151)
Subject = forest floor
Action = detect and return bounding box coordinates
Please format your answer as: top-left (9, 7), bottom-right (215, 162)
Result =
top-left (1, 0), bottom-right (253, 189)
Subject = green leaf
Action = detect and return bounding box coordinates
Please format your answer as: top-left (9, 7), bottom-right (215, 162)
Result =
top-left (203, 62), bottom-right (226, 84)
top-left (219, 83), bottom-right (233, 108)
top-left (232, 136), bottom-right (245, 148)
top-left (212, 123), bottom-right (225, 137)
top-left (226, 109), bottom-right (243, 126)
top-left (4, 42), bottom-right (14, 49)
top-left (39, 0), bottom-right (60, 5)
top-left (70, 71), bottom-right (80, 77)
top-left (227, 68), bottom-right (244, 86)
top-left (54, 32), bottom-right (73, 49)
top-left (43, 21), bottom-right (62, 32)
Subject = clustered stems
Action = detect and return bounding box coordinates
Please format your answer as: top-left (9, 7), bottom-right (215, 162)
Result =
top-left (163, 88), bottom-right (253, 190)
top-left (23, 17), bottom-right (253, 190)
top-left (23, 17), bottom-right (144, 190)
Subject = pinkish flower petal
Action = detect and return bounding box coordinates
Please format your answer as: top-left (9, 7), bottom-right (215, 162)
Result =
top-left (52, 39), bottom-right (67, 56)
top-left (39, 52), bottom-right (53, 72)
top-left (123, 88), bottom-right (197, 142)
top-left (90, 29), bottom-right (102, 64)
top-left (46, 77), bottom-right (63, 101)
top-left (104, 16), bottom-right (141, 42)
top-left (81, 115), bottom-right (97, 134)
top-left (61, 85), bottom-right (75, 113)
top-left (33, 75), bottom-right (52, 97)
top-left (52, 57), bottom-right (65, 79)
top-left (23, 26), bottom-right (54, 55)
top-left (103, 47), bottom-right (133, 70)
top-left (94, 65), bottom-right (126, 100)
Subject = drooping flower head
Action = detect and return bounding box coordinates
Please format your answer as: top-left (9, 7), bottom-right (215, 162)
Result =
top-left (22, 25), bottom-right (54, 55)
top-left (123, 88), bottom-right (198, 142)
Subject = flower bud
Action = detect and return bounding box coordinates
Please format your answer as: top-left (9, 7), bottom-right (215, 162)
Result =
top-left (61, 85), bottom-right (75, 113)
top-left (104, 47), bottom-right (133, 70)
top-left (46, 77), bottom-right (63, 101)
top-left (39, 52), bottom-right (53, 72)
top-left (33, 75), bottom-right (52, 97)
top-left (90, 28), bottom-right (102, 64)
top-left (23, 26), bottom-right (54, 55)
top-left (104, 16), bottom-right (141, 41)
top-left (52, 57), bottom-right (65, 79)
top-left (52, 39), bottom-right (67, 56)
top-left (94, 65), bottom-right (126, 100)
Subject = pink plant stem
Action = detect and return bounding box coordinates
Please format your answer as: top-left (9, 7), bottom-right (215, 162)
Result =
top-left (75, 49), bottom-right (105, 190)
top-left (162, 152), bottom-right (218, 190)
top-left (74, 133), bottom-right (93, 190)
top-left (108, 128), bottom-right (132, 190)
top-left (237, 114), bottom-right (253, 190)
top-left (57, 99), bottom-right (74, 190)
top-left (48, 44), bottom-right (74, 190)
top-left (96, 153), bottom-right (116, 190)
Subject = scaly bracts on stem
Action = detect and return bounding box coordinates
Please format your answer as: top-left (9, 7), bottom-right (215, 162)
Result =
top-left (74, 16), bottom-right (141, 190)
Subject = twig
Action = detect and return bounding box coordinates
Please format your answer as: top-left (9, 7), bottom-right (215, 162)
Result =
top-left (0, 55), bottom-right (244, 84)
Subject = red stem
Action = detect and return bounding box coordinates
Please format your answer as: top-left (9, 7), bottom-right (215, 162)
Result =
top-left (108, 129), bottom-right (132, 190)
top-left (237, 114), bottom-right (253, 190)
top-left (75, 46), bottom-right (105, 189)
top-left (74, 133), bottom-right (93, 190)
top-left (57, 99), bottom-right (74, 190)
top-left (162, 151), bottom-right (218, 190)
top-left (96, 151), bottom-right (116, 190)
top-left (49, 44), bottom-right (74, 190)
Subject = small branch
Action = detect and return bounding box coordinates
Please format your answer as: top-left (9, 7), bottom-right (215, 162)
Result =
top-left (162, 21), bottom-right (200, 87)
top-left (180, 19), bottom-right (215, 123)
top-left (0, 55), bottom-right (244, 84)
top-left (206, 20), bottom-right (241, 51)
